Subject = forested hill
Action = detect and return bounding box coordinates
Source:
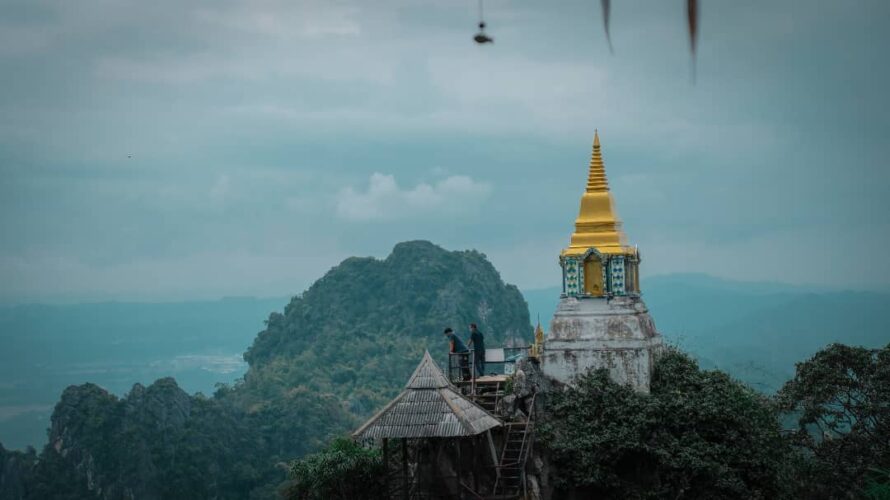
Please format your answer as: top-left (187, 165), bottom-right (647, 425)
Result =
top-left (240, 240), bottom-right (532, 415)
top-left (0, 241), bottom-right (533, 499)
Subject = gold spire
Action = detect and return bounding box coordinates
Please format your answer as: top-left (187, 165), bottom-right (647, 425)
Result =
top-left (563, 131), bottom-right (633, 256)
top-left (530, 317), bottom-right (545, 357)
top-left (586, 130), bottom-right (609, 192)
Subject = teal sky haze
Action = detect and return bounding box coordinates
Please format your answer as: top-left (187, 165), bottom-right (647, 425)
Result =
top-left (1, 0), bottom-right (889, 302)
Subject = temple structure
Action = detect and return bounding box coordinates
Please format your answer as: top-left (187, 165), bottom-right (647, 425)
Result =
top-left (540, 131), bottom-right (663, 392)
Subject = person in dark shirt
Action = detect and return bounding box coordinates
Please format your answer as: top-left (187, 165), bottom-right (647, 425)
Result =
top-left (444, 327), bottom-right (468, 353)
top-left (444, 327), bottom-right (470, 379)
top-left (468, 323), bottom-right (485, 377)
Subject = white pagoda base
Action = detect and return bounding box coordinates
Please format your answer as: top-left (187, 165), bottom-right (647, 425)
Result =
top-left (540, 295), bottom-right (664, 392)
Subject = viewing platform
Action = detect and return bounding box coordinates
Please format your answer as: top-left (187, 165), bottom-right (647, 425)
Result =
top-left (447, 347), bottom-right (528, 413)
top-left (354, 350), bottom-right (540, 499)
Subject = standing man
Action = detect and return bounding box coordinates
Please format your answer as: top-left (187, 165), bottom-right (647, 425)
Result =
top-left (468, 323), bottom-right (485, 377)
top-left (444, 327), bottom-right (470, 380)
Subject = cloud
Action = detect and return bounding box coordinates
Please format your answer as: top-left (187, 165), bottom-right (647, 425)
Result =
top-left (0, 247), bottom-right (346, 303)
top-left (194, 2), bottom-right (361, 40)
top-left (2, 0), bottom-right (889, 301)
top-left (335, 173), bottom-right (491, 221)
top-left (88, 2), bottom-right (390, 86)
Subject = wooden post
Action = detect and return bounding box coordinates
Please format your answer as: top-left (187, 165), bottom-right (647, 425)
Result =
top-left (456, 438), bottom-right (463, 498)
top-left (472, 436), bottom-right (479, 493)
top-left (401, 439), bottom-right (409, 500)
top-left (382, 438), bottom-right (390, 497)
top-left (471, 351), bottom-right (476, 395)
top-left (486, 430), bottom-right (500, 475)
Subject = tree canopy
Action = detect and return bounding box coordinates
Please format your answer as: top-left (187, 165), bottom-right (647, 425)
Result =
top-left (539, 349), bottom-right (790, 499)
top-left (777, 342), bottom-right (890, 498)
top-left (282, 438), bottom-right (385, 500)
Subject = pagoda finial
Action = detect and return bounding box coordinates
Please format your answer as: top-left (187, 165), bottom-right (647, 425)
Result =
top-left (586, 130), bottom-right (609, 193)
top-left (531, 315), bottom-right (545, 357)
top-left (563, 129), bottom-right (630, 257)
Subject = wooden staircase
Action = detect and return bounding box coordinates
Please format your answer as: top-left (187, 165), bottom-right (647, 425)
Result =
top-left (490, 393), bottom-right (537, 499)
top-left (472, 380), bottom-right (504, 413)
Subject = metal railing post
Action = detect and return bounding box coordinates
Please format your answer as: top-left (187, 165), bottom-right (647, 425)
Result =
top-left (470, 349), bottom-right (476, 394)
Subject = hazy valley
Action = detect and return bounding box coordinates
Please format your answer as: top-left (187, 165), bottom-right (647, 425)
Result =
top-left (0, 297), bottom-right (285, 450)
top-left (2, 271), bottom-right (888, 451)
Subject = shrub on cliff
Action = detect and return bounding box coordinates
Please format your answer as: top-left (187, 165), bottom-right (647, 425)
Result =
top-left (282, 438), bottom-right (385, 500)
top-left (539, 349), bottom-right (790, 499)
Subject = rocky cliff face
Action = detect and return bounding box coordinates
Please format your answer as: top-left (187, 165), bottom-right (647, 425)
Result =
top-left (0, 444), bottom-right (36, 500)
top-left (43, 379), bottom-right (195, 499)
top-left (8, 378), bottom-right (287, 499)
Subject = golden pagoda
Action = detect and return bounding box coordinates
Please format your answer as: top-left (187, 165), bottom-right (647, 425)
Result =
top-left (542, 130), bottom-right (662, 392)
top-left (559, 131), bottom-right (640, 298)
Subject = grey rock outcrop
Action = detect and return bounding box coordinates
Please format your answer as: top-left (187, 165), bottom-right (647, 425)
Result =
top-left (0, 444), bottom-right (36, 500)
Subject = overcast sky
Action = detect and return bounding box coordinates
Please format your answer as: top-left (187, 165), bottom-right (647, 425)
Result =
top-left (1, 0), bottom-right (888, 302)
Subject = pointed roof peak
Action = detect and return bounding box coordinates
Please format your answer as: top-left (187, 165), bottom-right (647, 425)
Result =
top-left (594, 129), bottom-right (600, 147)
top-left (405, 350), bottom-right (450, 389)
top-left (353, 351), bottom-right (502, 439)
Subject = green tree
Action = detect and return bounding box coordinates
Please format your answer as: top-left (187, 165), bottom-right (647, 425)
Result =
top-left (539, 349), bottom-right (790, 499)
top-left (282, 438), bottom-right (385, 500)
top-left (864, 468), bottom-right (890, 500)
top-left (777, 343), bottom-right (890, 498)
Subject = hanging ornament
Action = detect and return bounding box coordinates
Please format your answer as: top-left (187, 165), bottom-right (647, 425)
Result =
top-left (474, 0), bottom-right (493, 44)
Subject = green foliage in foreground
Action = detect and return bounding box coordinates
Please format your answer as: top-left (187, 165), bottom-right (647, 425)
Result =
top-left (539, 349), bottom-right (791, 499)
top-left (865, 469), bottom-right (890, 500)
top-left (777, 342), bottom-right (890, 499)
top-left (282, 438), bottom-right (385, 500)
